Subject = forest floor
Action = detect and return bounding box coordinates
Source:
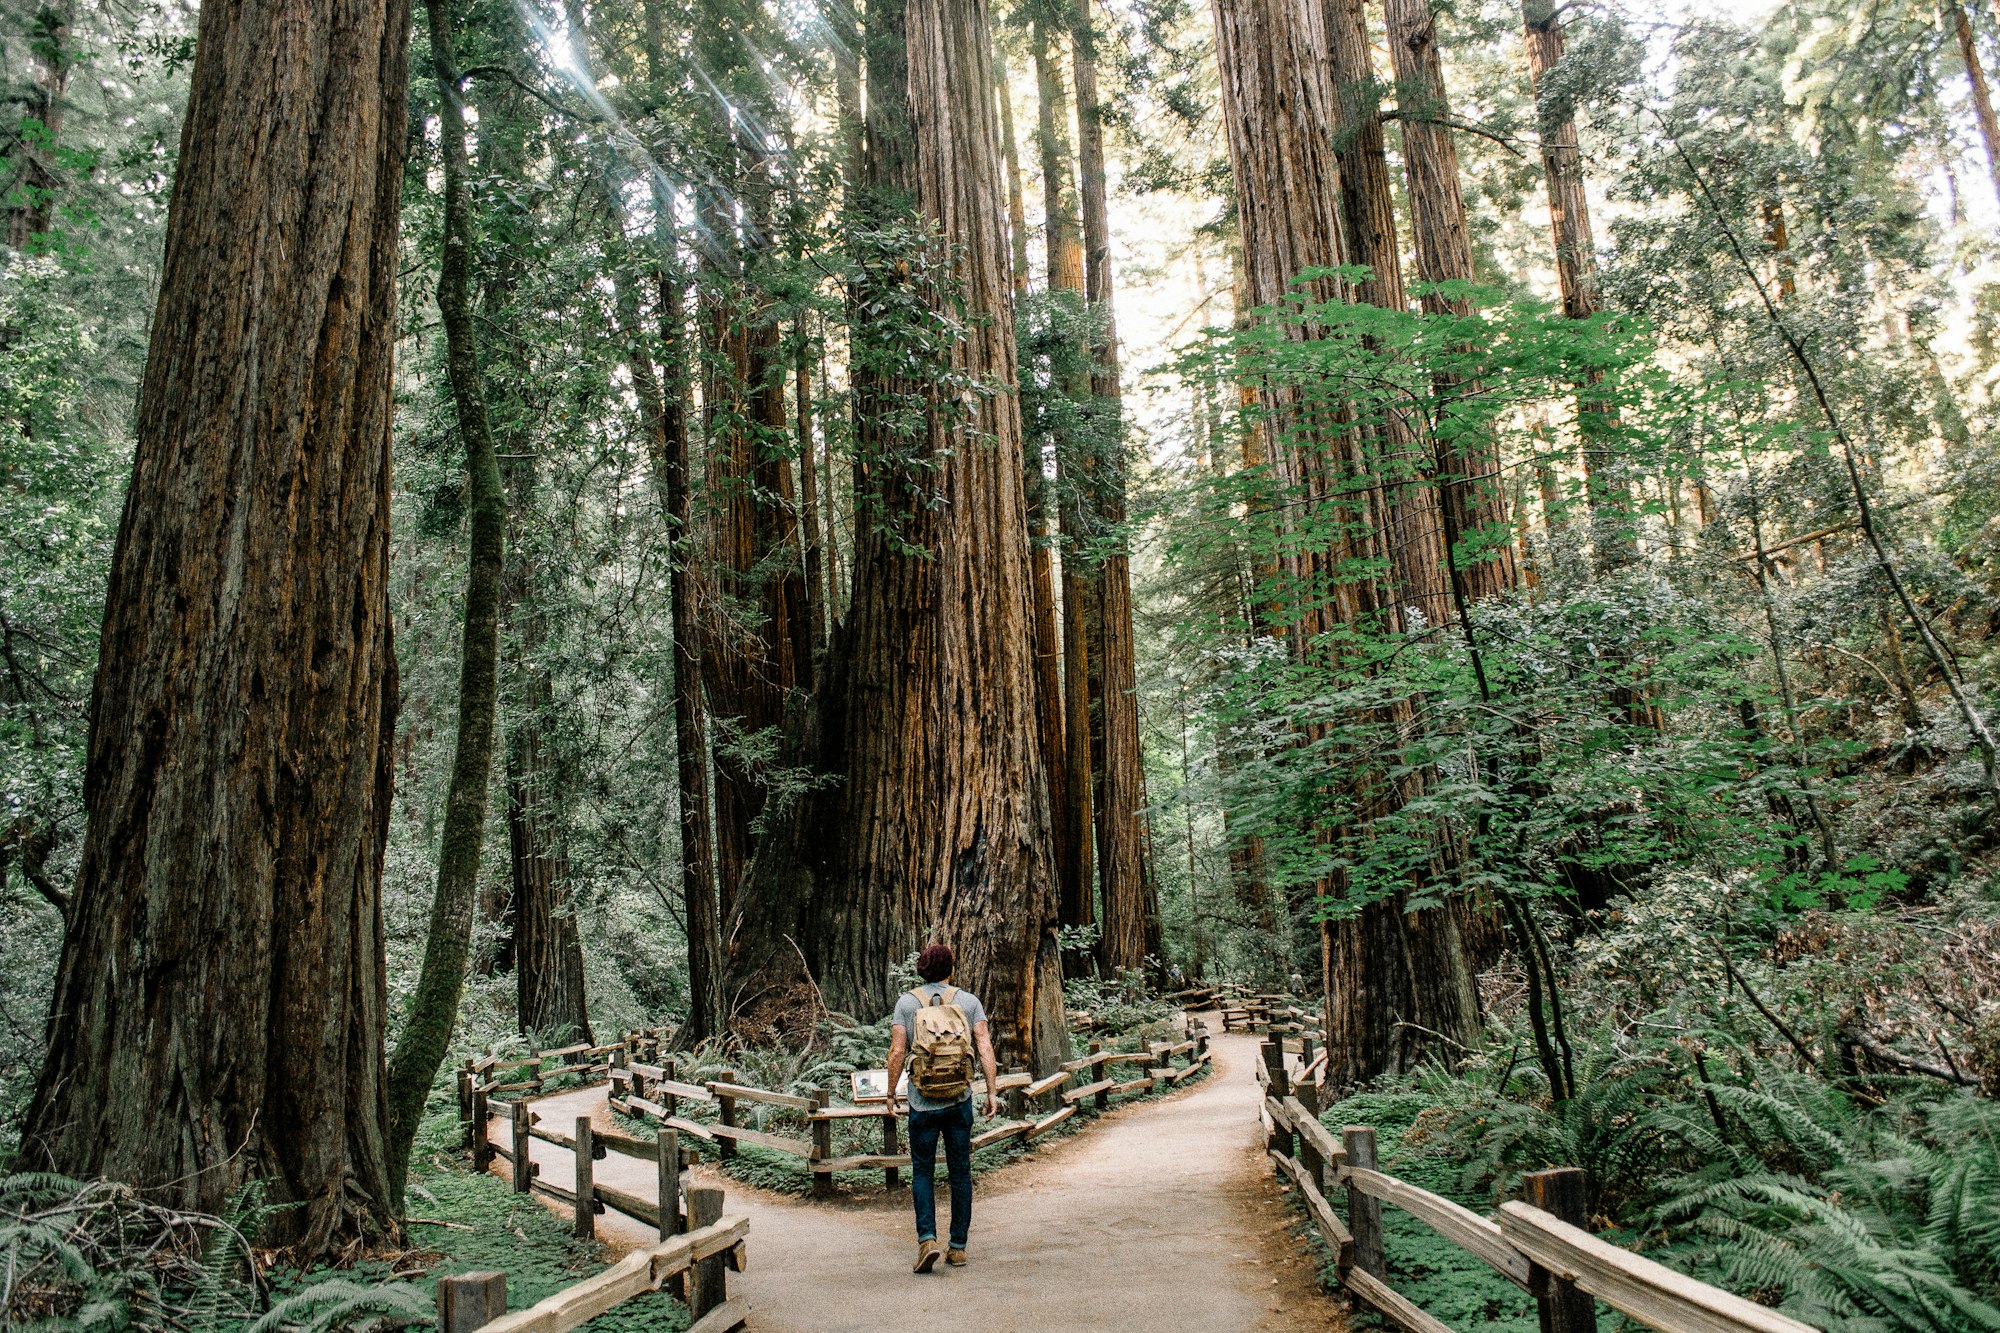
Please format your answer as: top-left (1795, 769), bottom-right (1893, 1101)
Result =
top-left (497, 1026), bottom-right (1344, 1332)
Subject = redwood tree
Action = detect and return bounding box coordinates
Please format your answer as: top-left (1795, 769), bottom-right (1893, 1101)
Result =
top-left (1070, 0), bottom-right (1159, 972)
top-left (728, 0), bottom-right (1065, 1071)
top-left (1522, 0), bottom-right (1634, 570)
top-left (20, 0), bottom-right (410, 1250)
top-left (1210, 0), bottom-right (1478, 1087)
top-left (1386, 0), bottom-right (1517, 601)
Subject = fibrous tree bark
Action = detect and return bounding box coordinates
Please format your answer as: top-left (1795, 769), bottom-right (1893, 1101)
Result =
top-left (1385, 0), bottom-right (1516, 600)
top-left (623, 0), bottom-right (726, 1044)
top-left (1521, 0), bottom-right (1634, 571)
top-left (727, 0), bottom-right (1066, 1072)
top-left (1324, 0), bottom-right (1448, 629)
top-left (695, 16), bottom-right (813, 925)
top-left (1071, 0), bottom-right (1159, 972)
top-left (997, 43), bottom-right (1033, 292)
top-left (1210, 0), bottom-right (1478, 1087)
top-left (21, 0), bottom-right (410, 1251)
top-left (1031, 7), bottom-right (1096, 939)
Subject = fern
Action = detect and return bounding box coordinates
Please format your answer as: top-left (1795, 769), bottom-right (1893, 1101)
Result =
top-left (243, 1278), bottom-right (430, 1333)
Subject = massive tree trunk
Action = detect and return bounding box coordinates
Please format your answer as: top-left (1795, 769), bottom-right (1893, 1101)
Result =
top-left (1211, 0), bottom-right (1478, 1087)
top-left (727, 0), bottom-right (1066, 1072)
top-left (1071, 0), bottom-right (1159, 972)
top-left (1386, 0), bottom-right (1517, 602)
top-left (21, 0), bottom-right (409, 1251)
top-left (383, 0), bottom-right (510, 1209)
top-left (1031, 11), bottom-right (1097, 939)
top-left (1521, 0), bottom-right (1633, 571)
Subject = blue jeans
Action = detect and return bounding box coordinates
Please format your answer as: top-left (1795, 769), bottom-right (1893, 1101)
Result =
top-left (907, 1098), bottom-right (974, 1247)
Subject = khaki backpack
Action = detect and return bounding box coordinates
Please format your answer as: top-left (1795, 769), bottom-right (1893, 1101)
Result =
top-left (907, 986), bottom-right (975, 1101)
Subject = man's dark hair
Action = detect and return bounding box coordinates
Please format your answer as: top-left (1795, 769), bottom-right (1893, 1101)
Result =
top-left (916, 943), bottom-right (953, 983)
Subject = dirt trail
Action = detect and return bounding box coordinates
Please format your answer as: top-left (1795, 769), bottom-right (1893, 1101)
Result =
top-left (498, 1026), bottom-right (1343, 1333)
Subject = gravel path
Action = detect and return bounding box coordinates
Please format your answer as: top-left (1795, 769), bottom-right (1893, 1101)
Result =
top-left (497, 1025), bottom-right (1344, 1332)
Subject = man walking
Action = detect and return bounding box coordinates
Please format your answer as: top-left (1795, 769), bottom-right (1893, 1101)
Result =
top-left (885, 943), bottom-right (1000, 1273)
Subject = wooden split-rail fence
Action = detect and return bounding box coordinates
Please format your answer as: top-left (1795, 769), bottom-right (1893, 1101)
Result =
top-left (1255, 1039), bottom-right (1818, 1333)
top-left (453, 1031), bottom-right (751, 1332)
top-left (597, 1020), bottom-right (1213, 1196)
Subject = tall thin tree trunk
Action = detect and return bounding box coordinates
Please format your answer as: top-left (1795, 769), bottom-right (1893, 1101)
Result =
top-left (1521, 0), bottom-right (1633, 571)
top-left (654, 263), bottom-right (726, 1044)
top-left (997, 44), bottom-right (1033, 291)
top-left (1033, 17), bottom-right (1087, 292)
top-left (1386, 0), bottom-right (1516, 600)
top-left (797, 317), bottom-right (830, 659)
top-left (22, 0), bottom-right (409, 1250)
top-left (1948, 0), bottom-right (2000, 208)
top-left (727, 0), bottom-right (1066, 1072)
top-left (505, 677), bottom-right (592, 1043)
top-left (384, 0), bottom-right (510, 1210)
top-left (5, 2), bottom-right (72, 250)
top-left (699, 141), bottom-right (809, 923)
top-left (1032, 11), bottom-right (1096, 937)
top-left (1072, 0), bottom-right (1158, 971)
top-left (1326, 0), bottom-right (1449, 629)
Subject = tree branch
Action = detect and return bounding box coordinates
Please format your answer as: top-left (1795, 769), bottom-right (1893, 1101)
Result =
top-left (1842, 1027), bottom-right (1976, 1087)
top-left (3, 817), bottom-right (68, 920)
top-left (1379, 108), bottom-right (1531, 159)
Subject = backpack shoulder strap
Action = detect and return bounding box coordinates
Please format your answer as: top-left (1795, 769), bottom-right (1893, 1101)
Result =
top-left (907, 988), bottom-right (928, 1010)
top-left (940, 986), bottom-right (958, 1006)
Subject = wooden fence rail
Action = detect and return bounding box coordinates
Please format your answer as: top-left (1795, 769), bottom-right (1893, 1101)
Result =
top-left (436, 1208), bottom-right (748, 1333)
top-left (1255, 1039), bottom-right (1818, 1333)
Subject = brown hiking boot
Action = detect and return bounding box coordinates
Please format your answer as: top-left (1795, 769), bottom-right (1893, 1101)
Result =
top-left (946, 1247), bottom-right (967, 1267)
top-left (913, 1240), bottom-right (940, 1274)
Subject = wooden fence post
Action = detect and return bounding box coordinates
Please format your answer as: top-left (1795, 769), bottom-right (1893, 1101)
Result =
top-left (715, 1070), bottom-right (738, 1161)
top-left (1344, 1126), bottom-right (1384, 1280)
top-left (437, 1271), bottom-right (506, 1333)
top-left (1524, 1168), bottom-right (1599, 1333)
top-left (687, 1186), bottom-right (727, 1317)
top-left (657, 1128), bottom-right (683, 1239)
top-left (810, 1089), bottom-right (833, 1199)
top-left (574, 1116), bottom-right (596, 1240)
top-left (470, 1086), bottom-right (490, 1171)
top-left (1004, 1070), bottom-right (1027, 1121)
top-left (457, 1065), bottom-right (474, 1146)
top-left (1297, 1113), bottom-right (1324, 1188)
top-left (883, 1109), bottom-right (903, 1190)
top-left (1263, 1040), bottom-right (1291, 1099)
top-left (661, 1057), bottom-right (678, 1117)
top-left (1090, 1039), bottom-right (1109, 1111)
top-left (511, 1101), bottom-right (532, 1193)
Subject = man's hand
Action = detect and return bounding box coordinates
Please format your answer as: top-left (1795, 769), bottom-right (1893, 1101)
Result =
top-left (982, 1093), bottom-right (1000, 1119)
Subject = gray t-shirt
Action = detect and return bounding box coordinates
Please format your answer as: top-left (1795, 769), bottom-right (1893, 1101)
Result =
top-left (891, 982), bottom-right (987, 1112)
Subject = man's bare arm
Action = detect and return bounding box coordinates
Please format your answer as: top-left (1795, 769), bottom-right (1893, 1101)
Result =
top-left (974, 1020), bottom-right (1000, 1117)
top-left (885, 1024), bottom-right (908, 1111)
